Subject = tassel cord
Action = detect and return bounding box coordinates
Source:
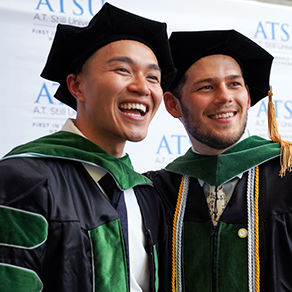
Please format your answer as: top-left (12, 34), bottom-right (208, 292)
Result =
top-left (172, 175), bottom-right (189, 292)
top-left (175, 175), bottom-right (189, 292)
top-left (171, 176), bottom-right (184, 292)
top-left (254, 166), bottom-right (260, 292)
top-left (247, 167), bottom-right (255, 292)
top-left (172, 168), bottom-right (260, 292)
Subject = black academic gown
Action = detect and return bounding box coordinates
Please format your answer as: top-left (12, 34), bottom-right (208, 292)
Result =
top-left (146, 147), bottom-right (292, 291)
top-left (0, 132), bottom-right (171, 292)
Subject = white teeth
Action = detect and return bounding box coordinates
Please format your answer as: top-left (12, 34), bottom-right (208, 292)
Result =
top-left (212, 112), bottom-right (234, 119)
top-left (126, 113), bottom-right (141, 117)
top-left (119, 103), bottom-right (147, 113)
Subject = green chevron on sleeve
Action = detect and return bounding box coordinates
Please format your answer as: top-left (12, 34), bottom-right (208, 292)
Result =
top-left (0, 264), bottom-right (43, 292)
top-left (0, 206), bottom-right (48, 248)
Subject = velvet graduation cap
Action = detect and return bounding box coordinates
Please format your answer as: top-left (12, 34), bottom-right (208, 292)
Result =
top-left (41, 2), bottom-right (176, 110)
top-left (167, 29), bottom-right (273, 106)
top-left (167, 29), bottom-right (292, 178)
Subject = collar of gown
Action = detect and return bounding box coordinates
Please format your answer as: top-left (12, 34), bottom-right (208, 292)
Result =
top-left (165, 135), bottom-right (281, 186)
top-left (4, 131), bottom-right (152, 190)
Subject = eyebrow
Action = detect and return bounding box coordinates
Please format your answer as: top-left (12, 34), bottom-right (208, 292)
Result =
top-left (107, 56), bottom-right (161, 72)
top-left (192, 74), bottom-right (244, 85)
top-left (225, 74), bottom-right (244, 80)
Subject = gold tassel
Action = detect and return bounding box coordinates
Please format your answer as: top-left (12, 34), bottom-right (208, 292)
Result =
top-left (268, 86), bottom-right (292, 177)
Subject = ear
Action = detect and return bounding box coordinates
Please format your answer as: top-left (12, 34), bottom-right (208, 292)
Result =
top-left (246, 85), bottom-right (251, 109)
top-left (163, 91), bottom-right (182, 118)
top-left (67, 74), bottom-right (85, 103)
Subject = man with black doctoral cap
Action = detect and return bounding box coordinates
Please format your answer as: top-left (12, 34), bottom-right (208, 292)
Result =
top-left (146, 29), bottom-right (292, 291)
top-left (0, 3), bottom-right (176, 292)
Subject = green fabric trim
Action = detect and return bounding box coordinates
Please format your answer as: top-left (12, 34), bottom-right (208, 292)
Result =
top-left (4, 131), bottom-right (151, 190)
top-left (89, 219), bottom-right (129, 292)
top-left (183, 221), bottom-right (213, 292)
top-left (166, 135), bottom-right (281, 186)
top-left (0, 206), bottom-right (48, 248)
top-left (216, 222), bottom-right (248, 292)
top-left (153, 245), bottom-right (159, 292)
top-left (183, 221), bottom-right (248, 292)
top-left (0, 264), bottom-right (43, 292)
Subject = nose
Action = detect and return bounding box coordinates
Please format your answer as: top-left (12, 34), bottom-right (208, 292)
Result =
top-left (214, 84), bottom-right (233, 104)
top-left (127, 73), bottom-right (151, 96)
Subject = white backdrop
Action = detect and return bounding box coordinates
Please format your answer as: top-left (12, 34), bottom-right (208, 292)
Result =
top-left (1, 0), bottom-right (292, 172)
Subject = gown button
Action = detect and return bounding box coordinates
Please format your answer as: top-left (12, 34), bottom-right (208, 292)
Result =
top-left (238, 228), bottom-right (248, 238)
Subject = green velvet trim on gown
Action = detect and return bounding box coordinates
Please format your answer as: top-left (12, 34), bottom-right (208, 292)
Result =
top-left (89, 220), bottom-right (129, 292)
top-left (0, 264), bottom-right (43, 292)
top-left (0, 206), bottom-right (48, 248)
top-left (153, 245), bottom-right (159, 292)
top-left (166, 136), bottom-right (281, 186)
top-left (183, 221), bottom-right (248, 292)
top-left (3, 131), bottom-right (151, 190)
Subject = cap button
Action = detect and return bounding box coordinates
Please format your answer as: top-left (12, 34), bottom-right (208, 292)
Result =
top-left (238, 228), bottom-right (248, 238)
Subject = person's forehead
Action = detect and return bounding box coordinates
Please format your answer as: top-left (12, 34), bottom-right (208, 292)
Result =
top-left (185, 54), bottom-right (242, 78)
top-left (192, 54), bottom-right (241, 70)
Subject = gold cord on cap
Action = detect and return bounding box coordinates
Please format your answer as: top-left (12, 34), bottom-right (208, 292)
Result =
top-left (268, 86), bottom-right (292, 177)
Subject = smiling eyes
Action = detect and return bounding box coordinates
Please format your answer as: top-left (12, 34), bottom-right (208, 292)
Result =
top-left (114, 67), bottom-right (160, 83)
top-left (230, 81), bottom-right (242, 87)
top-left (147, 75), bottom-right (160, 82)
top-left (115, 68), bottom-right (129, 74)
top-left (197, 81), bottom-right (243, 92)
top-left (199, 85), bottom-right (212, 90)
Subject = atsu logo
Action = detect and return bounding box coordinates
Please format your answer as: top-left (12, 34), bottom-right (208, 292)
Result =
top-left (33, 82), bottom-right (75, 115)
top-left (32, 82), bottom-right (75, 133)
top-left (256, 99), bottom-right (292, 119)
top-left (35, 0), bottom-right (105, 16)
top-left (156, 135), bottom-right (191, 155)
top-left (35, 82), bottom-right (59, 104)
top-left (254, 21), bottom-right (292, 42)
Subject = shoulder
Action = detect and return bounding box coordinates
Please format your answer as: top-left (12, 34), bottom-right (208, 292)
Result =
top-left (0, 156), bottom-right (81, 181)
top-left (0, 157), bottom-right (48, 190)
top-left (143, 169), bottom-right (184, 212)
top-left (144, 169), bottom-right (183, 189)
top-left (0, 157), bottom-right (82, 206)
top-left (256, 156), bottom-right (292, 219)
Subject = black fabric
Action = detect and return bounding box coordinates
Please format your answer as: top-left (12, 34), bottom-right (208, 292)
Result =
top-left (40, 2), bottom-right (176, 108)
top-left (167, 29), bottom-right (273, 106)
top-left (0, 157), bottom-right (171, 292)
top-left (134, 186), bottom-right (172, 291)
top-left (145, 156), bottom-right (292, 292)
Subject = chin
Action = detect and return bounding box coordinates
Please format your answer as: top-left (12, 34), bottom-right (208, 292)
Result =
top-left (127, 132), bottom-right (147, 143)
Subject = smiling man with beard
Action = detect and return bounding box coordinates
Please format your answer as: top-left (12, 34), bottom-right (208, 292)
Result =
top-left (172, 53), bottom-right (250, 154)
top-left (0, 3), bottom-right (176, 292)
top-left (146, 30), bottom-right (292, 291)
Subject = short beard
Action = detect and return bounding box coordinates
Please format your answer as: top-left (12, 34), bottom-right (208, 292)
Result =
top-left (180, 103), bottom-right (247, 151)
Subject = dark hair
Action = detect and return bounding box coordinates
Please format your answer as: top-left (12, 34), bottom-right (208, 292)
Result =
top-left (171, 73), bottom-right (187, 100)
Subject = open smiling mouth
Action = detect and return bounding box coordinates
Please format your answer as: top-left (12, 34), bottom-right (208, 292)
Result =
top-left (209, 112), bottom-right (236, 119)
top-left (119, 103), bottom-right (147, 117)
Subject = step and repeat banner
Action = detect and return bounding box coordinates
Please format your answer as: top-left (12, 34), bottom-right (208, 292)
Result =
top-left (1, 0), bottom-right (292, 172)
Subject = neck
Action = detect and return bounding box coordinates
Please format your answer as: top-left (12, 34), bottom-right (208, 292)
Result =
top-left (74, 119), bottom-right (126, 158)
top-left (190, 138), bottom-right (236, 156)
top-left (192, 144), bottom-right (231, 156)
top-left (190, 130), bottom-right (250, 156)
